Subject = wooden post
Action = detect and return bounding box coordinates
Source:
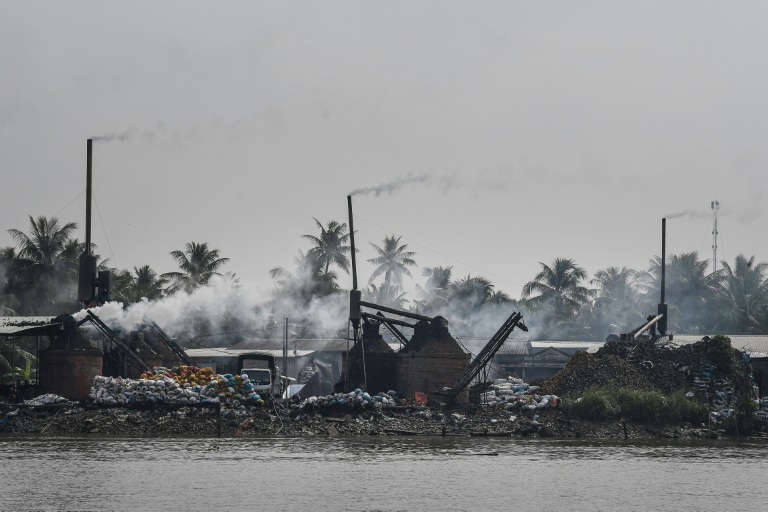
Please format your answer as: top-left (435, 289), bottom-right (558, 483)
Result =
top-left (216, 402), bottom-right (222, 437)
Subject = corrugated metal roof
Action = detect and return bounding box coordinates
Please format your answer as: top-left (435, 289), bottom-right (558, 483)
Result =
top-left (0, 316), bottom-right (60, 336)
top-left (456, 338), bottom-right (601, 357)
top-left (456, 338), bottom-right (529, 357)
top-left (185, 348), bottom-right (316, 359)
top-left (531, 341), bottom-right (602, 352)
top-left (671, 335), bottom-right (768, 355)
top-left (585, 334), bottom-right (768, 356)
top-left (230, 338), bottom-right (350, 352)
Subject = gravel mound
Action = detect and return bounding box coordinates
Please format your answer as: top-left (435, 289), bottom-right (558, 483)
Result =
top-left (539, 337), bottom-right (750, 401)
top-left (539, 351), bottom-right (651, 396)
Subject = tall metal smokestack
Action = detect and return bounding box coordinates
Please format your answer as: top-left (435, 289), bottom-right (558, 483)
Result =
top-left (347, 195), bottom-right (358, 290)
top-left (660, 217), bottom-right (666, 305)
top-left (711, 200), bottom-right (719, 273)
top-left (78, 139), bottom-right (98, 305)
top-left (85, 138), bottom-right (92, 253)
top-left (347, 195), bottom-right (361, 329)
top-left (658, 217), bottom-right (668, 335)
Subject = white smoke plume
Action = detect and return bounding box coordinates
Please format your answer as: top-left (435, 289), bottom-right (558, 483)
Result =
top-left (73, 274), bottom-right (349, 346)
top-left (349, 172), bottom-right (458, 197)
top-left (663, 209), bottom-right (710, 220)
top-left (91, 127), bottom-right (158, 143)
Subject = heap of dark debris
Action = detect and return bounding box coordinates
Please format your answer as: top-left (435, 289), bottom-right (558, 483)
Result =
top-left (1, 337), bottom-right (765, 440)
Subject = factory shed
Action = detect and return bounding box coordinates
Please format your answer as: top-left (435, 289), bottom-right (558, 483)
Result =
top-left (459, 338), bottom-right (600, 381)
top-left (185, 347), bottom-right (312, 378)
top-left (187, 338), bottom-right (356, 382)
top-left (0, 316), bottom-right (62, 337)
top-left (671, 335), bottom-right (768, 395)
top-left (396, 317), bottom-right (471, 400)
top-left (1, 317), bottom-right (63, 399)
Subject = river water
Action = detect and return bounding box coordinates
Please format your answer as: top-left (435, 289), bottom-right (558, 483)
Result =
top-left (1, 436), bottom-right (765, 511)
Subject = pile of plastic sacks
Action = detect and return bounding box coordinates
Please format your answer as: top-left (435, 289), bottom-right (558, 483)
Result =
top-left (23, 394), bottom-right (71, 406)
top-left (90, 369), bottom-right (266, 405)
top-left (297, 388), bottom-right (397, 410)
top-left (480, 377), bottom-right (559, 411)
top-left (139, 365), bottom-right (215, 386)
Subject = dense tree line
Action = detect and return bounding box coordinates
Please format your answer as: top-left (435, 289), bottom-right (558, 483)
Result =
top-left (3, 215), bottom-right (768, 347)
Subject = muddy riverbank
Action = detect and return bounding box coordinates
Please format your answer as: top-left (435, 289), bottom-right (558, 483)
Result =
top-left (0, 399), bottom-right (748, 440)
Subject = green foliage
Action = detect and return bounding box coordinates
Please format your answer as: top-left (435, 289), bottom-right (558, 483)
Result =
top-left (706, 335), bottom-right (737, 373)
top-left (563, 386), bottom-right (709, 424)
top-left (161, 241), bottom-right (229, 294)
top-left (302, 218), bottom-right (351, 276)
top-left (1, 358), bottom-right (35, 385)
top-left (735, 393), bottom-right (758, 433)
top-left (521, 258), bottom-right (595, 338)
top-left (367, 235), bottom-right (417, 293)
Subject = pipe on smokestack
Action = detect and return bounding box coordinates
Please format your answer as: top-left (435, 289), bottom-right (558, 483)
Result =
top-left (658, 218), bottom-right (668, 336)
top-left (78, 139), bottom-right (97, 304)
top-left (347, 195), bottom-right (361, 332)
top-left (347, 195), bottom-right (358, 290)
top-left (661, 218), bottom-right (666, 305)
top-left (86, 139), bottom-right (93, 254)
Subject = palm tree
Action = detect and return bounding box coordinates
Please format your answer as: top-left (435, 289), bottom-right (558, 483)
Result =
top-left (590, 266), bottom-right (643, 338)
top-left (161, 242), bottom-right (229, 294)
top-left (719, 255), bottom-right (768, 334)
top-left (132, 265), bottom-right (168, 301)
top-left (522, 258), bottom-right (594, 322)
top-left (362, 282), bottom-right (409, 310)
top-left (487, 289), bottom-right (514, 305)
top-left (0, 339), bottom-right (36, 383)
top-left (415, 265), bottom-right (453, 314)
top-left (269, 249), bottom-right (340, 301)
top-left (0, 247), bottom-right (21, 315)
top-left (448, 275), bottom-right (496, 309)
top-left (111, 265), bottom-right (168, 303)
top-left (6, 216), bottom-right (80, 314)
top-left (640, 251), bottom-right (722, 332)
top-left (367, 235), bottom-right (417, 292)
top-left (108, 268), bottom-right (135, 304)
top-left (302, 218), bottom-right (351, 276)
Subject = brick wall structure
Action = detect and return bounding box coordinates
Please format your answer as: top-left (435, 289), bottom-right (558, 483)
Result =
top-left (39, 348), bottom-right (103, 402)
top-left (396, 317), bottom-right (471, 402)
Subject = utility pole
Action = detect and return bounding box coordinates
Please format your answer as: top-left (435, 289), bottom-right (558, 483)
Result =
top-left (711, 200), bottom-right (720, 273)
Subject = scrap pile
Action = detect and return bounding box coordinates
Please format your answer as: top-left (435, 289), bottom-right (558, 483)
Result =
top-left (539, 337), bottom-right (754, 412)
top-left (294, 388), bottom-right (397, 413)
top-left (139, 365), bottom-right (215, 386)
top-left (23, 394), bottom-right (72, 406)
top-left (479, 377), bottom-right (559, 411)
top-left (297, 366), bottom-right (316, 384)
top-left (91, 368), bottom-right (266, 405)
top-left (539, 351), bottom-right (651, 396)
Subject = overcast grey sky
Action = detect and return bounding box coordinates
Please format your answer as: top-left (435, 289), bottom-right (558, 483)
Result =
top-left (2, 1), bottom-right (767, 300)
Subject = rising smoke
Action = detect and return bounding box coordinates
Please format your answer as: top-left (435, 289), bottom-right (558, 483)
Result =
top-left (91, 127), bottom-right (158, 144)
top-left (72, 274), bottom-right (349, 347)
top-left (349, 172), bottom-right (458, 197)
top-left (663, 209), bottom-right (710, 220)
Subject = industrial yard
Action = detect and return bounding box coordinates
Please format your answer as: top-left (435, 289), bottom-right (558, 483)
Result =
top-left (3, 335), bottom-right (767, 441)
top-left (1, 143), bottom-right (767, 442)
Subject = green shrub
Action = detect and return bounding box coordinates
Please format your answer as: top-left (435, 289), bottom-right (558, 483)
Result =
top-left (563, 386), bottom-right (709, 425)
top-left (707, 335), bottom-right (737, 374)
top-left (735, 393), bottom-right (758, 433)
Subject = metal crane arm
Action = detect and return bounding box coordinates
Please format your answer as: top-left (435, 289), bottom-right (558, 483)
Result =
top-left (438, 311), bottom-right (527, 401)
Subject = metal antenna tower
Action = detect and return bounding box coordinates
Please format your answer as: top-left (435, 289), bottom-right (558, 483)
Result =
top-left (711, 200), bottom-right (719, 272)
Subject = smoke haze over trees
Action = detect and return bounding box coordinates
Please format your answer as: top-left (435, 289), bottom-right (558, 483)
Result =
top-left (4, 215), bottom-right (768, 346)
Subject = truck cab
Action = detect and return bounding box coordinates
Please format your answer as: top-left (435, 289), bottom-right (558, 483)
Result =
top-left (238, 353), bottom-right (283, 398)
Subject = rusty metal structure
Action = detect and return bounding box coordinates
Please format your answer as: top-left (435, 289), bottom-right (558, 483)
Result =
top-left (342, 195), bottom-right (530, 402)
top-left (77, 139), bottom-right (111, 309)
top-left (434, 311), bottom-right (527, 403)
top-left (620, 218), bottom-right (670, 342)
top-left (33, 139), bottom-right (193, 398)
